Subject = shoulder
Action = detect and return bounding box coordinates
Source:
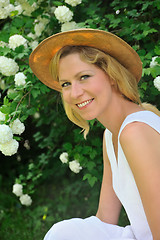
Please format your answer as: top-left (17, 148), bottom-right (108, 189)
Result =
top-left (120, 121), bottom-right (160, 146)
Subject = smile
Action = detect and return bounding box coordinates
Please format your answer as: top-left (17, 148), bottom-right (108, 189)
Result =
top-left (76, 99), bottom-right (94, 108)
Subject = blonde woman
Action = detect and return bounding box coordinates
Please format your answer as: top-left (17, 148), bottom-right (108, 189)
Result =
top-left (30, 29), bottom-right (160, 240)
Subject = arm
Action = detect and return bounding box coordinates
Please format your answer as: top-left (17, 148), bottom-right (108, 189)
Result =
top-left (120, 122), bottom-right (160, 240)
top-left (96, 132), bottom-right (122, 224)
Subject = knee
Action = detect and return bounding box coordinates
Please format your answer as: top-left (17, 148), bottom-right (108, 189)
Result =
top-left (44, 219), bottom-right (79, 240)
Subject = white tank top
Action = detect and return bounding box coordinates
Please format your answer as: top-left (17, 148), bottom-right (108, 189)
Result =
top-left (105, 110), bottom-right (160, 240)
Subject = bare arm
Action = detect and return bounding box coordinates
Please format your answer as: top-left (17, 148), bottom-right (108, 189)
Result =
top-left (120, 122), bottom-right (160, 240)
top-left (96, 132), bottom-right (122, 224)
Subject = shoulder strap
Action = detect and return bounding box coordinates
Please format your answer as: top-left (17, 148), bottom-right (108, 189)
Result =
top-left (118, 110), bottom-right (160, 138)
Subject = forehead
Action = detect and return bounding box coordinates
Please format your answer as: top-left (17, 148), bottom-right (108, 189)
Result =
top-left (58, 53), bottom-right (97, 78)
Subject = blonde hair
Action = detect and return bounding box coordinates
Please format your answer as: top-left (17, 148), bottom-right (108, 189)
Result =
top-left (50, 46), bottom-right (160, 137)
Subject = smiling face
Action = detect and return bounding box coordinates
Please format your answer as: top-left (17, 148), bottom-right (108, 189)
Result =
top-left (58, 53), bottom-right (115, 121)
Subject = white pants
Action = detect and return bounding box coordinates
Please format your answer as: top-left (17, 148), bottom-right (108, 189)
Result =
top-left (44, 216), bottom-right (136, 240)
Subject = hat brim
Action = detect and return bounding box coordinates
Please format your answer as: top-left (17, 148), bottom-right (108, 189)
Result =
top-left (29, 29), bottom-right (142, 92)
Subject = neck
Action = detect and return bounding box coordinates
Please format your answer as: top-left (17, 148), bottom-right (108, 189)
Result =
top-left (97, 92), bottom-right (143, 138)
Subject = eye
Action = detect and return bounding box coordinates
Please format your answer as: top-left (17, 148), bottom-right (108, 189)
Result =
top-left (80, 75), bottom-right (90, 80)
top-left (61, 82), bottom-right (71, 88)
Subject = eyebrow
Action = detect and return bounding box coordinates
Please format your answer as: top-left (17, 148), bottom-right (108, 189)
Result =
top-left (59, 70), bottom-right (93, 82)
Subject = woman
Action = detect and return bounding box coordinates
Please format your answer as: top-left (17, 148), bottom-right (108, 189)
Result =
top-left (29, 29), bottom-right (160, 240)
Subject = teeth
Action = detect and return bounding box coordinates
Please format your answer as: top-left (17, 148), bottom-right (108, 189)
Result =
top-left (77, 99), bottom-right (93, 108)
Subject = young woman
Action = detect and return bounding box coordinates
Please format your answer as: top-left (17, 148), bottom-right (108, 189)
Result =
top-left (29, 29), bottom-right (160, 240)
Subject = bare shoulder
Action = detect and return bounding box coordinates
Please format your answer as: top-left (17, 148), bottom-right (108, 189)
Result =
top-left (120, 121), bottom-right (160, 146)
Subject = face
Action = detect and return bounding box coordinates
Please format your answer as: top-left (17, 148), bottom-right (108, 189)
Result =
top-left (58, 53), bottom-right (115, 121)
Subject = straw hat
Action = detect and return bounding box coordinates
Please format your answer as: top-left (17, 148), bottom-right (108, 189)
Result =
top-left (29, 28), bottom-right (142, 92)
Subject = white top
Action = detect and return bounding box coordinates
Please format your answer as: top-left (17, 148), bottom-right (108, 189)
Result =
top-left (105, 110), bottom-right (160, 240)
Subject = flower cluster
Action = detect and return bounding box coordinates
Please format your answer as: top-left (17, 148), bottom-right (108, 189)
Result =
top-left (65, 0), bottom-right (82, 7)
top-left (9, 34), bottom-right (28, 50)
top-left (69, 160), bottom-right (82, 173)
top-left (59, 152), bottom-right (82, 173)
top-left (150, 56), bottom-right (158, 68)
top-left (14, 72), bottom-right (27, 86)
top-left (59, 152), bottom-right (69, 163)
top-left (12, 183), bottom-right (32, 206)
top-left (153, 76), bottom-right (160, 91)
top-left (54, 6), bottom-right (73, 23)
top-left (10, 119), bottom-right (25, 135)
top-left (0, 0), bottom-right (22, 19)
top-left (61, 21), bottom-right (77, 32)
top-left (34, 15), bottom-right (50, 37)
top-left (0, 56), bottom-right (19, 76)
top-left (0, 119), bottom-right (25, 156)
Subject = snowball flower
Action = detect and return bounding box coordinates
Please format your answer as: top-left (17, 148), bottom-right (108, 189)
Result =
top-left (69, 160), bottom-right (82, 173)
top-left (34, 22), bottom-right (45, 37)
top-left (153, 76), bottom-right (160, 91)
top-left (0, 139), bottom-right (19, 156)
top-left (14, 72), bottom-right (26, 86)
top-left (0, 41), bottom-right (8, 48)
top-left (0, 112), bottom-right (5, 121)
top-left (150, 56), bottom-right (158, 68)
top-left (0, 56), bottom-right (19, 76)
top-left (9, 34), bottom-right (28, 50)
top-left (65, 0), bottom-right (82, 7)
top-left (0, 124), bottom-right (13, 144)
top-left (61, 21), bottom-right (77, 32)
top-left (29, 40), bottom-right (38, 50)
top-left (19, 194), bottom-right (32, 206)
top-left (54, 6), bottom-right (73, 23)
top-left (10, 119), bottom-right (25, 135)
top-left (14, 4), bottom-right (23, 15)
top-left (59, 152), bottom-right (69, 163)
top-left (0, 0), bottom-right (10, 8)
top-left (12, 183), bottom-right (23, 197)
top-left (116, 10), bottom-right (120, 14)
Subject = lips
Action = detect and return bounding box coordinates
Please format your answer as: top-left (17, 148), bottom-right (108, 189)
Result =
top-left (76, 98), bottom-right (94, 108)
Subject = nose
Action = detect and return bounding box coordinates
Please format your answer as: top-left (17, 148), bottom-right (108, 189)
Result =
top-left (70, 82), bottom-right (84, 99)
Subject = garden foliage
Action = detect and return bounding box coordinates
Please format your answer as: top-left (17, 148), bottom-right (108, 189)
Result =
top-left (0, 0), bottom-right (160, 237)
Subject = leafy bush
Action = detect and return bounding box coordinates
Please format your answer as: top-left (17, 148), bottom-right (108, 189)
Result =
top-left (0, 0), bottom-right (160, 237)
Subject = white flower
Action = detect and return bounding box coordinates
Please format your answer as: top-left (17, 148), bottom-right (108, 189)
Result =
top-left (0, 56), bottom-right (19, 76)
top-left (0, 41), bottom-right (8, 48)
top-left (0, 124), bottom-right (13, 144)
top-left (54, 6), bottom-right (73, 23)
top-left (14, 72), bottom-right (26, 86)
top-left (65, 0), bottom-right (82, 7)
top-left (12, 183), bottom-right (23, 197)
top-left (0, 0), bottom-right (10, 8)
top-left (10, 119), bottom-right (25, 135)
top-left (0, 139), bottom-right (19, 156)
top-left (27, 32), bottom-right (37, 40)
top-left (0, 8), bottom-right (8, 19)
top-left (9, 34), bottom-right (28, 50)
top-left (34, 22), bottom-right (45, 37)
top-left (29, 40), bottom-right (39, 50)
top-left (69, 160), bottom-right (82, 173)
top-left (116, 10), bottom-right (120, 14)
top-left (150, 56), bottom-right (158, 68)
top-left (153, 76), bottom-right (160, 91)
top-left (16, 0), bottom-right (38, 16)
top-left (6, 4), bottom-right (15, 14)
top-left (14, 4), bottom-right (23, 15)
top-left (19, 194), bottom-right (32, 206)
top-left (59, 152), bottom-right (68, 163)
top-left (0, 112), bottom-right (5, 121)
top-left (61, 21), bottom-right (77, 32)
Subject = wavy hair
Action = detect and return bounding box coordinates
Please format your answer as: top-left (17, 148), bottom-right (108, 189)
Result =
top-left (49, 46), bottom-right (160, 138)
